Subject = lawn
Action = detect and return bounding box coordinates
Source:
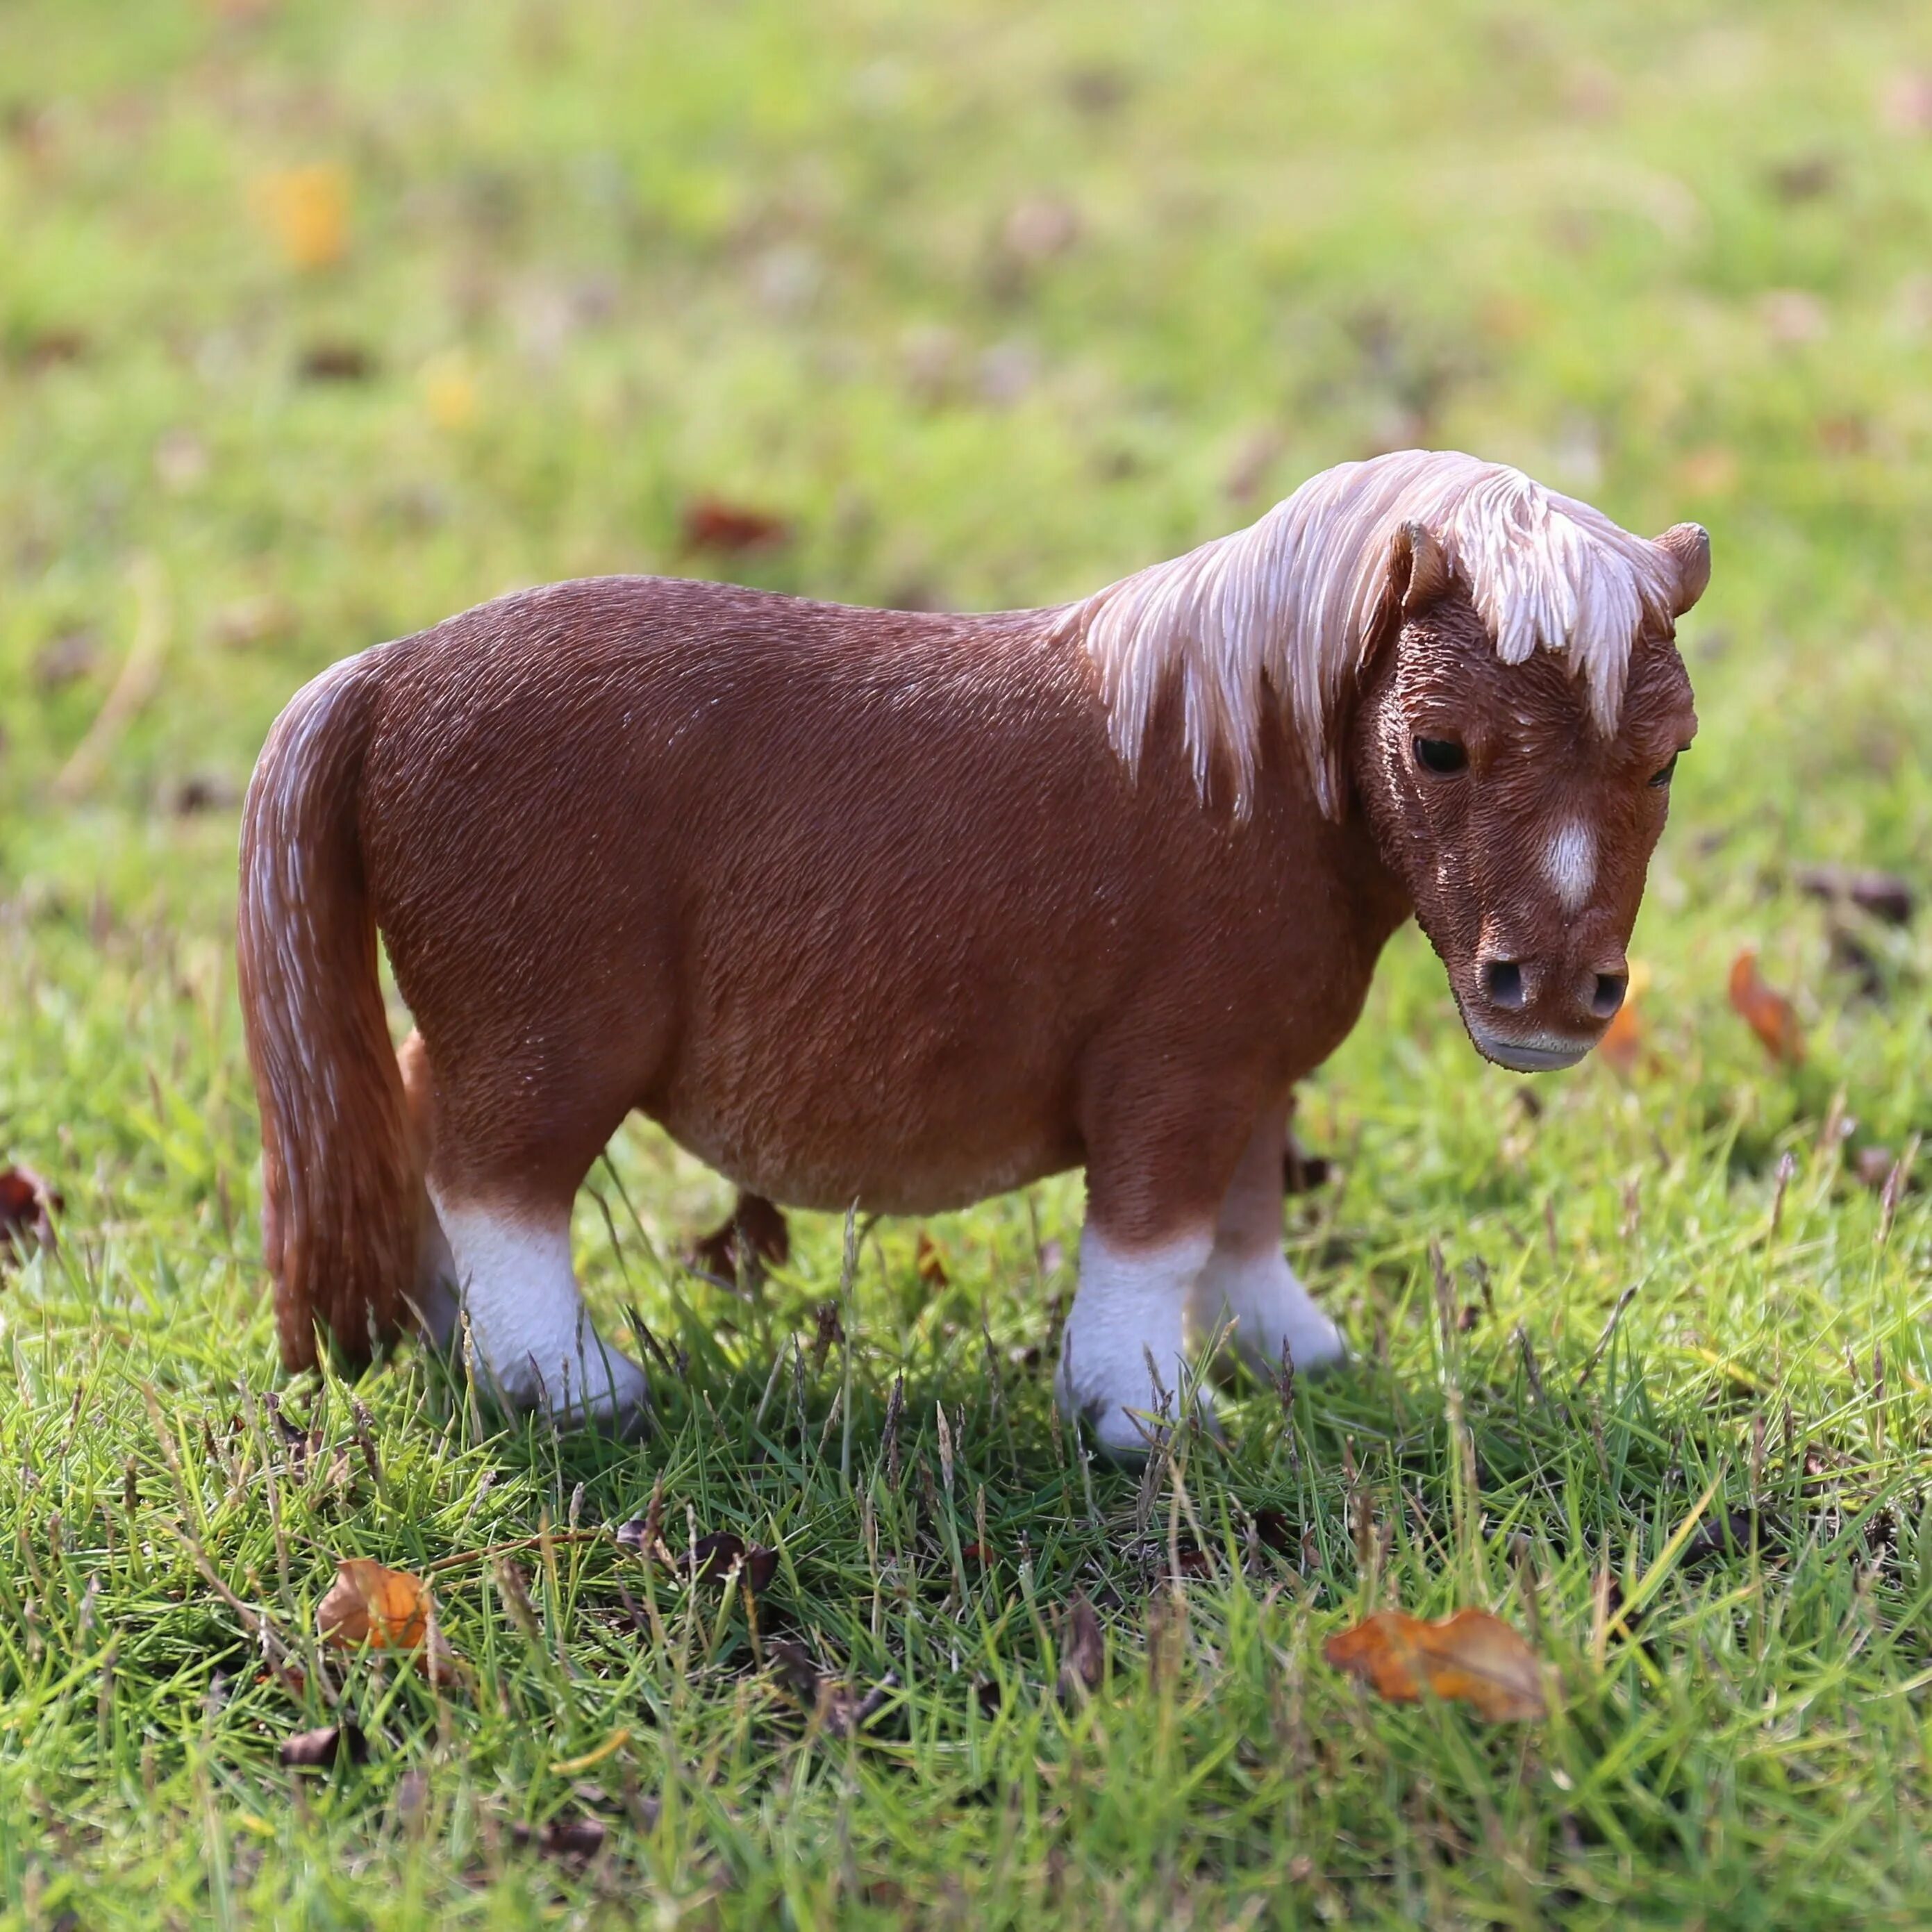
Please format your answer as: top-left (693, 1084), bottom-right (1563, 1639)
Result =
top-left (3, 0), bottom-right (1931, 1924)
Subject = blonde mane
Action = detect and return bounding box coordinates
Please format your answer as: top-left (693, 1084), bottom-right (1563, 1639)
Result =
top-left (1062, 449), bottom-right (1680, 819)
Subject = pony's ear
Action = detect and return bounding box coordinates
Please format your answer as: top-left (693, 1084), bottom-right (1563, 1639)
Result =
top-left (1393, 518), bottom-right (1452, 615)
top-left (1654, 522), bottom-right (1711, 617)
top-left (1361, 519), bottom-right (1450, 668)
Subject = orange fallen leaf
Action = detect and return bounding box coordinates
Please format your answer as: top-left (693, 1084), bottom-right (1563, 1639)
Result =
top-left (1597, 1001), bottom-right (1644, 1077)
top-left (317, 1557), bottom-right (462, 1682)
top-left (914, 1231), bottom-right (949, 1288)
top-left (1322, 1607), bottom-right (1547, 1722)
top-left (1728, 948), bottom-right (1805, 1065)
top-left (252, 164), bottom-right (349, 271)
top-left (680, 497), bottom-right (792, 556)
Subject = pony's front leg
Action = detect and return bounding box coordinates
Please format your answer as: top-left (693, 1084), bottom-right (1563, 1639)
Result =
top-left (1057, 1224), bottom-right (1215, 1457)
top-left (1059, 1090), bottom-right (1259, 1456)
top-left (1189, 1098), bottom-right (1346, 1379)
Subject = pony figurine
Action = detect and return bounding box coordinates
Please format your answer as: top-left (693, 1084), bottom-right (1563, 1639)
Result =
top-left (238, 449), bottom-right (1706, 1453)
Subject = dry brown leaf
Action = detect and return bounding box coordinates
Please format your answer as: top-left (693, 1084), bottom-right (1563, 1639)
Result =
top-left (681, 497), bottom-right (792, 556)
top-left (1322, 1607), bottom-right (1547, 1722)
top-left (1729, 948), bottom-right (1806, 1064)
top-left (317, 1556), bottom-right (462, 1681)
top-left (690, 1190), bottom-right (790, 1280)
top-left (766, 1638), bottom-right (896, 1738)
top-left (914, 1231), bottom-right (949, 1288)
top-left (279, 1720), bottom-right (367, 1770)
top-left (1058, 1592), bottom-right (1104, 1701)
top-left (0, 1165), bottom-right (61, 1259)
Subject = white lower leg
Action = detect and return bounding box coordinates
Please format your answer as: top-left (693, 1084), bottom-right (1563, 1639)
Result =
top-left (1190, 1244), bottom-right (1345, 1378)
top-left (1057, 1226), bottom-right (1213, 1456)
top-left (430, 1188), bottom-right (648, 1426)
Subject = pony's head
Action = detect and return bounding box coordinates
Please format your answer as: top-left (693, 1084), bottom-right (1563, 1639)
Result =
top-left (1349, 515), bottom-right (1703, 1070)
top-left (1069, 449), bottom-right (1708, 1073)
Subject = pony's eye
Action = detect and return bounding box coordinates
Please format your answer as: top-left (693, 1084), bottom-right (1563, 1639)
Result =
top-left (1649, 751), bottom-right (1680, 789)
top-left (1413, 737), bottom-right (1468, 775)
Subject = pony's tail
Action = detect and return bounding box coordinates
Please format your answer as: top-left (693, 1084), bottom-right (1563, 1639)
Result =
top-left (237, 651), bottom-right (418, 1372)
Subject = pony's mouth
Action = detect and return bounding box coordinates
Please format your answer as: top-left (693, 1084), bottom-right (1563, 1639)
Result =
top-left (1463, 1021), bottom-right (1596, 1074)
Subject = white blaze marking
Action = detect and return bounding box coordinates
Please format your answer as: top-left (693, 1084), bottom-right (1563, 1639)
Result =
top-left (1544, 820), bottom-right (1596, 913)
top-left (430, 1190), bottom-right (647, 1422)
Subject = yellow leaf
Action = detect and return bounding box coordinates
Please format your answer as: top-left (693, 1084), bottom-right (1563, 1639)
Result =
top-left (252, 165), bottom-right (349, 272)
top-left (421, 350), bottom-right (480, 431)
top-left (1323, 1607), bottom-right (1547, 1722)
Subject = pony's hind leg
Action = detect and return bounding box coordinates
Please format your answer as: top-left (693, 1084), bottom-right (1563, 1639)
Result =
top-left (419, 1037), bottom-right (649, 1431)
top-left (426, 1188), bottom-right (648, 1426)
top-left (1188, 1099), bottom-right (1345, 1378)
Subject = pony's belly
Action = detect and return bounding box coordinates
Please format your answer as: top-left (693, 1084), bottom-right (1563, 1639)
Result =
top-left (650, 1101), bottom-right (1079, 1217)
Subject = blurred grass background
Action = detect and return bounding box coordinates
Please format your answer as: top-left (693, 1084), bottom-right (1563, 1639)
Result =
top-left (2, 1), bottom-right (1931, 1926)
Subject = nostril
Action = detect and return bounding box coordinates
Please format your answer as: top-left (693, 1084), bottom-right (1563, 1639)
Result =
top-left (1481, 959), bottom-right (1526, 1010)
top-left (1590, 972), bottom-right (1628, 1019)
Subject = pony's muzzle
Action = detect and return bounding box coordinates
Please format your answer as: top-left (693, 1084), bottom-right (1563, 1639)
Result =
top-left (1469, 947), bottom-right (1628, 1071)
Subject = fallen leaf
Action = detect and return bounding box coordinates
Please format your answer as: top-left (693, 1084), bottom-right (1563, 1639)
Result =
top-left (690, 1531), bottom-right (778, 1593)
top-left (319, 1558), bottom-right (428, 1650)
top-left (511, 1816), bottom-right (607, 1863)
top-left (766, 1639), bottom-right (896, 1738)
top-left (1796, 865), bottom-right (1915, 926)
top-left (1322, 1607), bottom-right (1547, 1722)
top-left (391, 1765), bottom-right (430, 1831)
top-left (1282, 1134), bottom-right (1331, 1194)
top-left (252, 163), bottom-right (349, 271)
top-left (689, 1190), bottom-right (790, 1280)
top-left (33, 628), bottom-right (100, 689)
top-left (278, 1721), bottom-right (368, 1770)
top-left (317, 1556), bottom-right (462, 1681)
top-left (613, 1522), bottom-right (778, 1594)
top-left (299, 340), bottom-right (376, 382)
top-left (1251, 1508), bottom-right (1295, 1556)
top-left (168, 772), bottom-right (240, 817)
top-left (0, 1166), bottom-right (61, 1258)
top-left (1729, 949), bottom-right (1806, 1064)
top-left (1765, 153), bottom-right (1837, 202)
top-left (1596, 999), bottom-right (1644, 1077)
top-left (1058, 1592), bottom-right (1104, 1701)
top-left (17, 326), bottom-right (89, 369)
top-left (914, 1231), bottom-right (949, 1288)
top-left (680, 498), bottom-right (792, 556)
top-left (1856, 1145), bottom-right (1897, 1190)
top-left (420, 349), bottom-right (478, 430)
top-left (1679, 1509), bottom-right (1775, 1568)
top-left (1001, 193), bottom-right (1081, 266)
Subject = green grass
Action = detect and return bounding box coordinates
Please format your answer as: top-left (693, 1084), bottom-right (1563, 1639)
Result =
top-left (3, 0), bottom-right (1932, 1923)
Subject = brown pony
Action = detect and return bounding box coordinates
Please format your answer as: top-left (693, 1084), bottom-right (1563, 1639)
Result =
top-left (238, 450), bottom-right (1706, 1453)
